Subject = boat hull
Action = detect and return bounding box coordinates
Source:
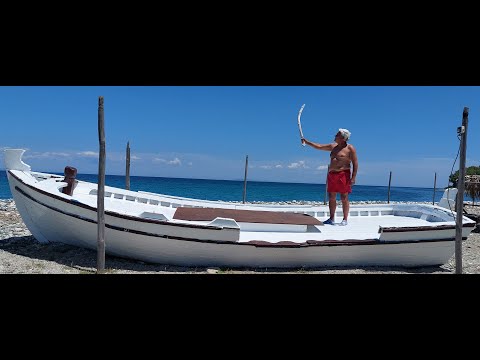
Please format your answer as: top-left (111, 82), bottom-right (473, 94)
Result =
top-left (8, 171), bottom-right (463, 268)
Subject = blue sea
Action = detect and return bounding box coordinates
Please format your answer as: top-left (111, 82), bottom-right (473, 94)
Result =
top-left (0, 170), bottom-right (469, 203)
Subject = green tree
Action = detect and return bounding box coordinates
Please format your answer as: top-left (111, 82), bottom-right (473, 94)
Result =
top-left (449, 166), bottom-right (480, 187)
top-left (449, 166), bottom-right (480, 205)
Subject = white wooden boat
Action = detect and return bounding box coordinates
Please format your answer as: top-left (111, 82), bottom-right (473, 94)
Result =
top-left (3, 149), bottom-right (476, 268)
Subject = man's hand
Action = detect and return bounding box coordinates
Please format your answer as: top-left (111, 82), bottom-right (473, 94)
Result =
top-left (351, 177), bottom-right (356, 185)
top-left (301, 137), bottom-right (306, 146)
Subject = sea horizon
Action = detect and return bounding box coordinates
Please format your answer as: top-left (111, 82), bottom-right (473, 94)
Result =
top-left (0, 170), bottom-right (467, 203)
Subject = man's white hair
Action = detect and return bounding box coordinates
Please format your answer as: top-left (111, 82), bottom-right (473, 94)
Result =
top-left (338, 128), bottom-right (351, 141)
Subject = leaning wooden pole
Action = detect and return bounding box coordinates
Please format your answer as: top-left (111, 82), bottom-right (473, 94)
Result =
top-left (97, 96), bottom-right (106, 274)
top-left (455, 107), bottom-right (469, 274)
top-left (432, 172), bottom-right (437, 205)
top-left (387, 171), bottom-right (392, 204)
top-left (242, 155), bottom-right (249, 204)
top-left (126, 141), bottom-right (130, 190)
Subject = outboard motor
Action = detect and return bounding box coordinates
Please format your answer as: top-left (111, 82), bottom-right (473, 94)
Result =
top-left (62, 166), bottom-right (78, 196)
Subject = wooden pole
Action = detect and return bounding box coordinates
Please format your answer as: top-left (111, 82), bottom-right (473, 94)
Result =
top-left (387, 171), bottom-right (392, 204)
top-left (97, 96), bottom-right (106, 274)
top-left (242, 155), bottom-right (248, 204)
top-left (324, 165), bottom-right (329, 205)
top-left (432, 172), bottom-right (437, 205)
top-left (126, 141), bottom-right (130, 190)
top-left (455, 107), bottom-right (469, 274)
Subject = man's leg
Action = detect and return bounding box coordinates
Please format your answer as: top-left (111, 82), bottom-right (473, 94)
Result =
top-left (328, 192), bottom-right (337, 220)
top-left (340, 193), bottom-right (349, 221)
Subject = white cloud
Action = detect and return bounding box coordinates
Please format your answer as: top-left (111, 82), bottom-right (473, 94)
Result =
top-left (288, 160), bottom-right (309, 169)
top-left (168, 158), bottom-right (181, 165)
top-left (24, 152), bottom-right (71, 159)
top-left (153, 157), bottom-right (181, 166)
top-left (77, 151), bottom-right (98, 158)
top-left (316, 165), bottom-right (328, 170)
top-left (255, 163), bottom-right (284, 170)
top-left (259, 164), bottom-right (283, 170)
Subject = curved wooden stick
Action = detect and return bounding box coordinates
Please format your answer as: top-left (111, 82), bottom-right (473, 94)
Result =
top-left (297, 104), bottom-right (306, 146)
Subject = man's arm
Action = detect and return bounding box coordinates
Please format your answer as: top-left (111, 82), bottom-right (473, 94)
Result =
top-left (302, 138), bottom-right (336, 151)
top-left (349, 144), bottom-right (358, 185)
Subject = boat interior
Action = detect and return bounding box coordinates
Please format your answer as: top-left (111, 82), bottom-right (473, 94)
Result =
top-left (20, 170), bottom-right (471, 243)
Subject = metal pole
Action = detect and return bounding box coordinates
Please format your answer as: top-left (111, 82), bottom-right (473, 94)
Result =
top-left (97, 96), bottom-right (106, 274)
top-left (455, 107), bottom-right (469, 274)
top-left (126, 141), bottom-right (130, 190)
top-left (324, 165), bottom-right (329, 205)
top-left (387, 171), bottom-right (392, 204)
top-left (242, 155), bottom-right (248, 204)
top-left (432, 172), bottom-right (437, 205)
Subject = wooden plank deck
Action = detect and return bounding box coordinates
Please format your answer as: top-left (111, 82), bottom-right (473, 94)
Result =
top-left (173, 207), bottom-right (322, 225)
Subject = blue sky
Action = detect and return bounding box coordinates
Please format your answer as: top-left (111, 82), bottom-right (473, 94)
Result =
top-left (0, 86), bottom-right (478, 188)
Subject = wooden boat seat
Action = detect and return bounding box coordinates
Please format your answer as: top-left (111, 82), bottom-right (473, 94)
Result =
top-left (173, 207), bottom-right (322, 225)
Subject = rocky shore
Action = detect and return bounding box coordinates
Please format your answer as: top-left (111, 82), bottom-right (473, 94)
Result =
top-left (1, 199), bottom-right (479, 274)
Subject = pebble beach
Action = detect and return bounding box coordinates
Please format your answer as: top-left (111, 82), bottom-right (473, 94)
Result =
top-left (1, 199), bottom-right (479, 274)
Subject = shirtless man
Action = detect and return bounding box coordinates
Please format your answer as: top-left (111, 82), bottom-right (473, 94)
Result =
top-left (302, 128), bottom-right (358, 226)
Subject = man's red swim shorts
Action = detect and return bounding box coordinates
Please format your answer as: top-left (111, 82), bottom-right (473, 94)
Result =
top-left (327, 169), bottom-right (352, 194)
